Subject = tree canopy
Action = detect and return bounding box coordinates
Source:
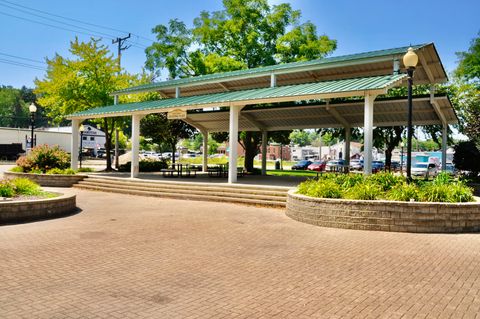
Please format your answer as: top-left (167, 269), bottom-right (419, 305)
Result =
top-left (35, 37), bottom-right (144, 170)
top-left (145, 0), bottom-right (337, 171)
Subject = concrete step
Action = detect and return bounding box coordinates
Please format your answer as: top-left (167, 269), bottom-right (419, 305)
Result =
top-left (74, 184), bottom-right (286, 207)
top-left (78, 178), bottom-right (289, 198)
top-left (85, 175), bottom-right (291, 192)
top-left (76, 180), bottom-right (287, 202)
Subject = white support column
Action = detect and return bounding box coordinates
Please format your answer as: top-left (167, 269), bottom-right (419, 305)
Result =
top-left (261, 130), bottom-right (268, 175)
top-left (441, 124), bottom-right (448, 171)
top-left (114, 95), bottom-right (119, 169)
top-left (345, 127), bottom-right (351, 167)
top-left (131, 114), bottom-right (143, 178)
top-left (201, 130), bottom-right (208, 173)
top-left (71, 119), bottom-right (81, 170)
top-left (228, 105), bottom-right (243, 183)
top-left (270, 73), bottom-right (276, 87)
top-left (363, 94), bottom-right (376, 175)
top-left (175, 87), bottom-right (180, 98)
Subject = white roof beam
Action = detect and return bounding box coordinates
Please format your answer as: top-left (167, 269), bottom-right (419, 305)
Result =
top-left (241, 113), bottom-right (267, 131)
top-left (325, 100), bottom-right (350, 128)
top-left (182, 117), bottom-right (208, 133)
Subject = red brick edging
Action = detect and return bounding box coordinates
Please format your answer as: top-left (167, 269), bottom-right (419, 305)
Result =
top-left (0, 193), bottom-right (77, 224)
top-left (286, 190), bottom-right (480, 233)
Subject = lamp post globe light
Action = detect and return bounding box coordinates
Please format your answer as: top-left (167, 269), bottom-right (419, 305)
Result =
top-left (29, 103), bottom-right (37, 150)
top-left (403, 47), bottom-right (418, 182)
top-left (79, 124), bottom-right (85, 169)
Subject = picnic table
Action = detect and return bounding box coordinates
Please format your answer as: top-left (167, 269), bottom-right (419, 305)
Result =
top-left (161, 163), bottom-right (197, 178)
top-left (207, 164), bottom-right (245, 178)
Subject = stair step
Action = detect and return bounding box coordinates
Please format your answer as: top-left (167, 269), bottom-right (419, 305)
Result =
top-left (74, 184), bottom-right (286, 207)
top-left (75, 181), bottom-right (287, 202)
top-left (86, 175), bottom-right (292, 192)
top-left (77, 179), bottom-right (288, 198)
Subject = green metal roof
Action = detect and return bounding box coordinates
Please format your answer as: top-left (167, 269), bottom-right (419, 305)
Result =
top-left (113, 44), bottom-right (427, 95)
top-left (69, 74), bottom-right (407, 119)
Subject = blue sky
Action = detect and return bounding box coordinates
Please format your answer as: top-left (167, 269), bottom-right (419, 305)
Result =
top-left (0, 0), bottom-right (479, 88)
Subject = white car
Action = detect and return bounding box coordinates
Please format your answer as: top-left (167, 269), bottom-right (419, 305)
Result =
top-left (411, 162), bottom-right (438, 177)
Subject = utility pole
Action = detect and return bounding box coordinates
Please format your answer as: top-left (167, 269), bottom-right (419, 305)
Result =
top-left (112, 33), bottom-right (131, 169)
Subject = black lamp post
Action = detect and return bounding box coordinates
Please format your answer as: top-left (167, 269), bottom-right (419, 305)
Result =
top-left (29, 103), bottom-right (37, 150)
top-left (79, 124), bottom-right (85, 168)
top-left (403, 47), bottom-right (418, 182)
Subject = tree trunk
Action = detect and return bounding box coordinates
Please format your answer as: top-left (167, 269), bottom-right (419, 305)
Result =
top-left (385, 148), bottom-right (393, 171)
top-left (242, 131), bottom-right (260, 173)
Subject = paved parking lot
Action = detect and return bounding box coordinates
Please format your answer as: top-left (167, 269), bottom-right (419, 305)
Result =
top-left (2, 189), bottom-right (480, 318)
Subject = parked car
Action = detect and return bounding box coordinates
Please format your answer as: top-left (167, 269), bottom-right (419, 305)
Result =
top-left (291, 160), bottom-right (312, 170)
top-left (325, 159), bottom-right (346, 172)
top-left (445, 163), bottom-right (457, 176)
top-left (411, 162), bottom-right (438, 177)
top-left (307, 161), bottom-right (326, 172)
top-left (372, 160), bottom-right (385, 171)
top-left (350, 159), bottom-right (363, 170)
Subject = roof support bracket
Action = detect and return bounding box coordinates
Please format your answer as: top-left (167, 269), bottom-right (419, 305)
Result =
top-left (183, 117), bottom-right (208, 133)
top-left (242, 113), bottom-right (266, 131)
top-left (325, 99), bottom-right (351, 128)
top-left (429, 86), bottom-right (447, 125)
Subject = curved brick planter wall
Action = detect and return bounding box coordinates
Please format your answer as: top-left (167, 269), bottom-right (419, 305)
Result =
top-left (4, 171), bottom-right (86, 187)
top-left (0, 193), bottom-right (76, 224)
top-left (286, 190), bottom-right (480, 233)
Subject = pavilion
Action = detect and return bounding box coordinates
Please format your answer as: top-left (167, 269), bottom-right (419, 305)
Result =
top-left (67, 43), bottom-right (457, 183)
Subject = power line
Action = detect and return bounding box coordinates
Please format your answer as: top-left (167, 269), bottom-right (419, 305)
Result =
top-left (0, 10), bottom-right (115, 39)
top-left (0, 0), bottom-right (155, 44)
top-left (0, 52), bottom-right (45, 64)
top-left (0, 58), bottom-right (45, 71)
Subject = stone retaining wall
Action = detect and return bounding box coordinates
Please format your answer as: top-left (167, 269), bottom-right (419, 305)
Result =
top-left (4, 171), bottom-right (86, 187)
top-left (0, 193), bottom-right (76, 224)
top-left (286, 190), bottom-right (480, 233)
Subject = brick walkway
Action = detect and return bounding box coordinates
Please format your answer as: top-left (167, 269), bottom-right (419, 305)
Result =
top-left (1, 189), bottom-right (480, 318)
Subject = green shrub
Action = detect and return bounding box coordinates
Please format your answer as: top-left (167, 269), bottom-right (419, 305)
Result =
top-left (16, 145), bottom-right (70, 173)
top-left (10, 166), bottom-right (24, 173)
top-left (346, 182), bottom-right (382, 200)
top-left (447, 183), bottom-right (474, 202)
top-left (0, 180), bottom-right (15, 197)
top-left (11, 178), bottom-right (41, 196)
top-left (77, 167), bottom-right (95, 173)
top-left (432, 171), bottom-right (453, 185)
top-left (388, 183), bottom-right (420, 202)
top-left (367, 172), bottom-right (404, 191)
top-left (420, 183), bottom-right (451, 202)
top-left (29, 168), bottom-right (43, 174)
top-left (297, 179), bottom-right (343, 199)
top-left (46, 168), bottom-right (76, 175)
top-left (118, 159), bottom-right (168, 172)
top-left (337, 173), bottom-right (364, 189)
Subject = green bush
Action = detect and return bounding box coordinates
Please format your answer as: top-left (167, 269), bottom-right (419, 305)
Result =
top-left (118, 159), bottom-right (168, 172)
top-left (0, 180), bottom-right (15, 197)
top-left (297, 172), bottom-right (475, 203)
top-left (10, 166), bottom-right (24, 173)
top-left (11, 178), bottom-right (41, 196)
top-left (346, 182), bottom-right (382, 200)
top-left (77, 167), bottom-right (95, 173)
top-left (46, 168), bottom-right (76, 175)
top-left (367, 172), bottom-right (404, 191)
top-left (16, 145), bottom-right (70, 173)
top-left (297, 179), bottom-right (343, 199)
top-left (388, 183), bottom-right (420, 202)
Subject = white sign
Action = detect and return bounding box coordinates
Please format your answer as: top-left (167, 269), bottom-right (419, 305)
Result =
top-left (167, 109), bottom-right (187, 120)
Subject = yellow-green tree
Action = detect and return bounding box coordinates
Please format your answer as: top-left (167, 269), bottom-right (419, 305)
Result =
top-left (35, 37), bottom-right (147, 170)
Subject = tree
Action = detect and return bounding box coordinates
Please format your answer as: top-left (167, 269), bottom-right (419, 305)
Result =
top-left (35, 38), bottom-right (140, 171)
top-left (145, 0), bottom-right (337, 171)
top-left (453, 32), bottom-right (480, 147)
top-left (140, 114), bottom-right (196, 163)
top-left (453, 141), bottom-right (480, 176)
top-left (289, 130), bottom-right (311, 146)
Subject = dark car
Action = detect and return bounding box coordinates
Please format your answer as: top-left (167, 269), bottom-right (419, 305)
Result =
top-left (372, 160), bottom-right (385, 171)
top-left (307, 161), bottom-right (326, 172)
top-left (291, 160), bottom-right (312, 170)
top-left (325, 159), bottom-right (346, 172)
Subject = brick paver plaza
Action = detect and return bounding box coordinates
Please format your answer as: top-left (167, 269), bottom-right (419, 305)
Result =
top-left (2, 189), bottom-right (480, 318)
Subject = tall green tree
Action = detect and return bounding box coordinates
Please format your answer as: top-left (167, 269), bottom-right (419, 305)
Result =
top-left (145, 0), bottom-right (337, 171)
top-left (453, 32), bottom-right (480, 147)
top-left (35, 38), bottom-right (141, 171)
